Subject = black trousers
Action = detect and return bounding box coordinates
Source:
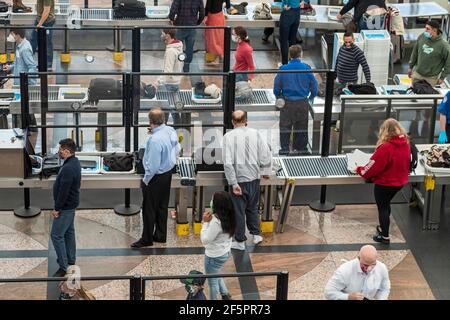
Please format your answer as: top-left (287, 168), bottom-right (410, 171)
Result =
top-left (141, 169), bottom-right (172, 243)
top-left (374, 184), bottom-right (403, 238)
top-left (279, 99), bottom-right (310, 153)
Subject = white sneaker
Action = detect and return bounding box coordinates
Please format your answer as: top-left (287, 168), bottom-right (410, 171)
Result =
top-left (277, 62), bottom-right (282, 68)
top-left (231, 241), bottom-right (246, 251)
top-left (253, 235), bottom-right (263, 245)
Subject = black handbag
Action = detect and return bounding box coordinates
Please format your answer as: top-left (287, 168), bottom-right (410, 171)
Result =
top-left (103, 153), bottom-right (134, 172)
top-left (410, 79), bottom-right (439, 94)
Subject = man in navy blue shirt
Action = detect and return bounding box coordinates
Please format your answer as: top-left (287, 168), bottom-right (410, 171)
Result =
top-left (51, 138), bottom-right (81, 276)
top-left (274, 45), bottom-right (318, 155)
top-left (437, 91), bottom-right (450, 144)
top-left (131, 108), bottom-right (181, 248)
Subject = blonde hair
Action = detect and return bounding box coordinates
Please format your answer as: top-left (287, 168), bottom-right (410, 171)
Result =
top-left (376, 118), bottom-right (408, 147)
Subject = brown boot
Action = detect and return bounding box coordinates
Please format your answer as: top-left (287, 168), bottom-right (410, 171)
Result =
top-left (13, 0), bottom-right (32, 13)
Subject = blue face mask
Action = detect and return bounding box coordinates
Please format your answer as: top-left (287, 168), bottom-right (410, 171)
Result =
top-left (424, 31), bottom-right (432, 39)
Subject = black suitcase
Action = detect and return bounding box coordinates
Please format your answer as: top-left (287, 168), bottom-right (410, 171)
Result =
top-left (88, 78), bottom-right (123, 103)
top-left (113, 0), bottom-right (146, 19)
top-left (0, 1), bottom-right (8, 13)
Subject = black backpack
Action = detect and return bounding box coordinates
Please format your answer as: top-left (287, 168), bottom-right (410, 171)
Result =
top-left (348, 82), bottom-right (377, 94)
top-left (410, 139), bottom-right (418, 173)
top-left (409, 79), bottom-right (439, 94)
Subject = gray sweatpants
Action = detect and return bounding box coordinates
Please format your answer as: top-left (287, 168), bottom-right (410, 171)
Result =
top-left (230, 179), bottom-right (261, 242)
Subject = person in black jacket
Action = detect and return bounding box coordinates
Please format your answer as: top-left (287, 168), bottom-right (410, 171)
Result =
top-left (51, 138), bottom-right (81, 276)
top-left (337, 0), bottom-right (386, 32)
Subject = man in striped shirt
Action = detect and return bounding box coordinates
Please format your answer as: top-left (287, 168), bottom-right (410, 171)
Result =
top-left (336, 32), bottom-right (372, 144)
top-left (336, 32), bottom-right (371, 85)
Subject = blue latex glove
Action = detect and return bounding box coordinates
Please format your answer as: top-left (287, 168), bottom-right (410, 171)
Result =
top-left (438, 131), bottom-right (448, 144)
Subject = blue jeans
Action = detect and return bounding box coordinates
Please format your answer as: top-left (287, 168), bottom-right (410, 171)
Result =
top-left (51, 209), bottom-right (76, 271)
top-left (279, 8), bottom-right (300, 65)
top-left (31, 19), bottom-right (55, 68)
top-left (236, 73), bottom-right (248, 82)
top-left (177, 29), bottom-right (196, 72)
top-left (204, 252), bottom-right (230, 300)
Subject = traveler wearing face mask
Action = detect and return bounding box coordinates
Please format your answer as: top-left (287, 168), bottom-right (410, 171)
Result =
top-left (3, 29), bottom-right (37, 86)
top-left (51, 138), bottom-right (81, 277)
top-left (325, 245), bottom-right (390, 300)
top-left (200, 191), bottom-right (236, 300)
top-left (408, 20), bottom-right (450, 87)
top-left (232, 27), bottom-right (255, 82)
top-left (273, 45), bottom-right (318, 155)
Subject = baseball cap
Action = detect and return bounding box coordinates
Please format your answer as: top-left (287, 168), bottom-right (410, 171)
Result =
top-left (426, 20), bottom-right (442, 33)
top-left (180, 270), bottom-right (206, 286)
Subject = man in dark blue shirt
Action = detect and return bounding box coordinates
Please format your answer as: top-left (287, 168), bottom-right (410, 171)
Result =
top-left (51, 138), bottom-right (81, 276)
top-left (274, 45), bottom-right (318, 155)
top-left (438, 91), bottom-right (450, 144)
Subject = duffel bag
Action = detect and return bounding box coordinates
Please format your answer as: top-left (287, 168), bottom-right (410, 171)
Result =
top-left (103, 153), bottom-right (134, 172)
top-left (348, 82), bottom-right (377, 94)
top-left (113, 0), bottom-right (146, 19)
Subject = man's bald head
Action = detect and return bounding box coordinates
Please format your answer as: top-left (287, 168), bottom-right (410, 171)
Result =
top-left (359, 245), bottom-right (377, 265)
top-left (232, 110), bottom-right (247, 127)
top-left (149, 108), bottom-right (165, 126)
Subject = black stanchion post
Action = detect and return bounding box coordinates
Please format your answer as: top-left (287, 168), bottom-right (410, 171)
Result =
top-left (129, 275), bottom-right (143, 300)
top-left (114, 73), bottom-right (140, 216)
top-left (224, 72), bottom-right (236, 133)
top-left (223, 27), bottom-right (231, 73)
top-left (132, 27), bottom-right (140, 151)
top-left (84, 0), bottom-right (89, 8)
top-left (309, 70), bottom-right (336, 212)
top-left (14, 73), bottom-right (41, 218)
top-left (275, 271), bottom-right (289, 300)
top-left (37, 27), bottom-right (48, 155)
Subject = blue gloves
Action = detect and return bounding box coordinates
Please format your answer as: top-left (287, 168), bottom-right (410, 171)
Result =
top-left (438, 131), bottom-right (448, 144)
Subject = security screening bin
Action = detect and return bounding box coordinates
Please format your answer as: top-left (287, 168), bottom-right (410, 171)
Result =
top-left (0, 129), bottom-right (25, 178)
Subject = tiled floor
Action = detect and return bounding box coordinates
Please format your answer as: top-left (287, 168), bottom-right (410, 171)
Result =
top-left (0, 204), bottom-right (435, 300)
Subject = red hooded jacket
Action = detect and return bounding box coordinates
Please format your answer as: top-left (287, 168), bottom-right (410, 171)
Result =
top-left (356, 135), bottom-right (411, 186)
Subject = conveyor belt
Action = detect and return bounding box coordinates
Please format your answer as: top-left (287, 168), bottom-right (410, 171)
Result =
top-left (71, 8), bottom-right (112, 21)
top-left (279, 156), bottom-right (355, 178)
top-left (176, 157), bottom-right (196, 186)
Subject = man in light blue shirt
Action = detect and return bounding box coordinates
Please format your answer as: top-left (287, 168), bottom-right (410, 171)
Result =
top-left (3, 29), bottom-right (37, 86)
top-left (131, 108), bottom-right (181, 248)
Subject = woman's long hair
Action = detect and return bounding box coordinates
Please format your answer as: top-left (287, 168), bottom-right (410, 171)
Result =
top-left (376, 118), bottom-right (409, 147)
top-left (212, 191), bottom-right (236, 237)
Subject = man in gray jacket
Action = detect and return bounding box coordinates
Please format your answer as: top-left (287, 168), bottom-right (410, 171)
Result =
top-left (222, 110), bottom-right (273, 250)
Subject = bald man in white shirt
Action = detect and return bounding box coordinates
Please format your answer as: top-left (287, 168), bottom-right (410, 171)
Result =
top-left (325, 245), bottom-right (390, 300)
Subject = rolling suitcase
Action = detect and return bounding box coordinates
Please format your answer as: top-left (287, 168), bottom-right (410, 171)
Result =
top-left (113, 0), bottom-right (146, 19)
top-left (88, 78), bottom-right (123, 103)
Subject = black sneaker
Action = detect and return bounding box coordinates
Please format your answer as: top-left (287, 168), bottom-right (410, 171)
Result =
top-left (221, 293), bottom-right (232, 300)
top-left (373, 234), bottom-right (390, 244)
top-left (53, 268), bottom-right (67, 277)
top-left (131, 240), bottom-right (152, 248)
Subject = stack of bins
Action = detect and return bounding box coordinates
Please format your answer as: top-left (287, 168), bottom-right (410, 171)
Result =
top-left (359, 30), bottom-right (391, 86)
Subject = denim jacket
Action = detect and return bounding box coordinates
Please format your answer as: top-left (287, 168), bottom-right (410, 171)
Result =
top-left (11, 39), bottom-right (37, 86)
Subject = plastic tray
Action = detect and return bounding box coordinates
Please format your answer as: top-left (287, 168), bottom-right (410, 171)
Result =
top-left (191, 88), bottom-right (221, 104)
top-left (421, 157), bottom-right (450, 174)
top-left (224, 7), bottom-right (248, 20)
top-left (77, 155), bottom-right (102, 174)
top-left (101, 153), bottom-right (136, 174)
top-left (146, 6), bottom-right (169, 19)
top-left (327, 7), bottom-right (342, 21)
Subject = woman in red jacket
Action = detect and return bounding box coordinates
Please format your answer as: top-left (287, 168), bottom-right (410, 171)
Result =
top-left (356, 118), bottom-right (411, 244)
top-left (232, 26), bottom-right (255, 82)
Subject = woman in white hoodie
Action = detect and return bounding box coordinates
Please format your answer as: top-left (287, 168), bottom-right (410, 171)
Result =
top-left (159, 29), bottom-right (185, 125)
top-left (201, 191), bottom-right (236, 300)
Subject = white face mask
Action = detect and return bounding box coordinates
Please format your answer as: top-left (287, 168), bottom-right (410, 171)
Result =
top-left (231, 35), bottom-right (239, 43)
top-left (7, 34), bottom-right (15, 42)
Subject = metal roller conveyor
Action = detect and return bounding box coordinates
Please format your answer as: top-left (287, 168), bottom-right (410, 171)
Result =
top-left (280, 156), bottom-right (355, 179)
top-left (176, 157), bottom-right (196, 186)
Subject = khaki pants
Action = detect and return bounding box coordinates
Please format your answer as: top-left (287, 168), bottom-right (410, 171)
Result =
top-left (412, 71), bottom-right (440, 86)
